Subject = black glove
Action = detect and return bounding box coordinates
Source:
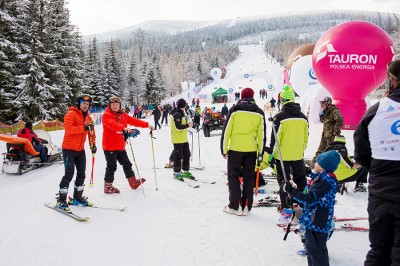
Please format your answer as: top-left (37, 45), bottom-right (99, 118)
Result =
top-left (84, 123), bottom-right (94, 131)
top-left (91, 145), bottom-right (97, 154)
top-left (123, 131), bottom-right (129, 141)
top-left (281, 182), bottom-right (293, 193)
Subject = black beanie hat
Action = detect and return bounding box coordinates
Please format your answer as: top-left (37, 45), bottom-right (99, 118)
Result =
top-left (177, 98), bottom-right (186, 109)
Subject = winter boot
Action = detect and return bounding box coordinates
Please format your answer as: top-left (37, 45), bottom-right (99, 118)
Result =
top-left (173, 172), bottom-right (184, 181)
top-left (104, 182), bottom-right (120, 194)
top-left (127, 176), bottom-right (146, 190)
top-left (223, 205), bottom-right (242, 216)
top-left (56, 187), bottom-right (70, 211)
top-left (182, 171), bottom-right (195, 180)
top-left (71, 185), bottom-right (92, 206)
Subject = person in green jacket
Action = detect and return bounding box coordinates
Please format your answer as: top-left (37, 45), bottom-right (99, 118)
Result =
top-left (171, 98), bottom-right (194, 181)
top-left (269, 85), bottom-right (309, 211)
top-left (325, 135), bottom-right (368, 192)
top-left (221, 88), bottom-right (266, 216)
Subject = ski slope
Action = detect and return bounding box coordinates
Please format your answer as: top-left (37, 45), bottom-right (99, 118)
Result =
top-left (0, 45), bottom-right (369, 266)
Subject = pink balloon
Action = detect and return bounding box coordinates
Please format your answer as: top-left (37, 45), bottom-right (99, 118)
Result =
top-left (312, 21), bottom-right (395, 130)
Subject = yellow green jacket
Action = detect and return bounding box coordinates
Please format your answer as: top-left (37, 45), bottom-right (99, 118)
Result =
top-left (269, 102), bottom-right (308, 161)
top-left (220, 99), bottom-right (266, 155)
top-left (170, 109), bottom-right (189, 144)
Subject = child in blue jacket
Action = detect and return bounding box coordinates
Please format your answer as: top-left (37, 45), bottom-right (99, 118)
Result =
top-left (282, 150), bottom-right (340, 266)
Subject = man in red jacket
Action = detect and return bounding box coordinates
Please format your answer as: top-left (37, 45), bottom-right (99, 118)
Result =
top-left (17, 121), bottom-right (47, 162)
top-left (57, 94), bottom-right (97, 210)
top-left (102, 96), bottom-right (154, 194)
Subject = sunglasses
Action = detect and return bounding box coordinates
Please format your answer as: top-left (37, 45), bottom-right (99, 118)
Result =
top-left (109, 96), bottom-right (121, 103)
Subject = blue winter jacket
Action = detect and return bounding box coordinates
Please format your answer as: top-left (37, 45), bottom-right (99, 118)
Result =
top-left (289, 172), bottom-right (338, 234)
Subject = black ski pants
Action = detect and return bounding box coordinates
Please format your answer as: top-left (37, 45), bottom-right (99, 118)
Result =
top-left (59, 149), bottom-right (86, 189)
top-left (161, 115), bottom-right (168, 125)
top-left (104, 150), bottom-right (135, 183)
top-left (227, 150), bottom-right (256, 211)
top-left (276, 159), bottom-right (307, 209)
top-left (306, 229), bottom-right (329, 266)
top-left (173, 142), bottom-right (190, 173)
top-left (365, 194), bottom-right (400, 265)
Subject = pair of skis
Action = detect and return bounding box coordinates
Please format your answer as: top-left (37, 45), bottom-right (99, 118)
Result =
top-left (282, 217), bottom-right (369, 232)
top-left (253, 196), bottom-right (281, 207)
top-left (44, 202), bottom-right (127, 222)
top-left (176, 176), bottom-right (216, 188)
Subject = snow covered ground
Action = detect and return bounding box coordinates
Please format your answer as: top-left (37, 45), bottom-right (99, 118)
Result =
top-left (0, 45), bottom-right (369, 266)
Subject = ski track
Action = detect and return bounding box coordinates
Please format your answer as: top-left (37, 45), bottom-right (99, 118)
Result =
top-left (0, 45), bottom-right (369, 266)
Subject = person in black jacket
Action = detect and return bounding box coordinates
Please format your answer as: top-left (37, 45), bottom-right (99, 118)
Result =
top-left (221, 103), bottom-right (229, 118)
top-left (153, 105), bottom-right (162, 130)
top-left (354, 59), bottom-right (400, 266)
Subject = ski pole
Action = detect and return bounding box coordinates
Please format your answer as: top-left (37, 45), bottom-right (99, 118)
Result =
top-left (254, 164), bottom-right (261, 196)
top-left (197, 124), bottom-right (202, 166)
top-left (269, 112), bottom-right (289, 183)
top-left (150, 131), bottom-right (158, 190)
top-left (191, 131), bottom-right (194, 162)
top-left (128, 137), bottom-right (145, 198)
top-left (88, 128), bottom-right (95, 187)
top-left (269, 112), bottom-right (295, 241)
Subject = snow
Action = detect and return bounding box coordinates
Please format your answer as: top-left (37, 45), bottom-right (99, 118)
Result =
top-left (0, 44), bottom-right (369, 266)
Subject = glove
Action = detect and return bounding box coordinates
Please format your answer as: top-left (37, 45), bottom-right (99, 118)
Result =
top-left (268, 154), bottom-right (275, 168)
top-left (84, 123), bottom-right (94, 131)
top-left (129, 129), bottom-right (140, 138)
top-left (281, 182), bottom-right (293, 193)
top-left (91, 145), bottom-right (97, 154)
top-left (123, 131), bottom-right (129, 141)
top-left (257, 154), bottom-right (263, 166)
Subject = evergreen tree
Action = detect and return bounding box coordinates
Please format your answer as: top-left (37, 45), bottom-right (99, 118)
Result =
top-left (102, 40), bottom-right (121, 106)
top-left (0, 0), bottom-right (21, 122)
top-left (127, 52), bottom-right (141, 103)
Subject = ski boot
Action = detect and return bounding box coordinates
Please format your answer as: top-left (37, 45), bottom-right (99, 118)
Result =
top-left (56, 187), bottom-right (70, 211)
top-left (127, 176), bottom-right (146, 190)
top-left (70, 185), bottom-right (93, 206)
top-left (104, 182), bottom-right (120, 194)
top-left (354, 182), bottom-right (367, 192)
top-left (182, 171), bottom-right (195, 180)
top-left (173, 172), bottom-right (184, 181)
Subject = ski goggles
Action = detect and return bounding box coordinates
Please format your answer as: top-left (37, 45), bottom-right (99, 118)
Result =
top-left (109, 96), bottom-right (121, 103)
top-left (78, 95), bottom-right (93, 104)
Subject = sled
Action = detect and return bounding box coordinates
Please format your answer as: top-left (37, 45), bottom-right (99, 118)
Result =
top-left (1, 130), bottom-right (62, 175)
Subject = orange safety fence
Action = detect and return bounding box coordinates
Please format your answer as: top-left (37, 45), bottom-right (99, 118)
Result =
top-left (0, 113), bottom-right (103, 135)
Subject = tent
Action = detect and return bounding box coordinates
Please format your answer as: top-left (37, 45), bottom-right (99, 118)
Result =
top-left (212, 87), bottom-right (228, 103)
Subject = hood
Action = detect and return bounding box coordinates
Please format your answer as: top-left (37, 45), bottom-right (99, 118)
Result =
top-left (282, 102), bottom-right (302, 115)
top-left (233, 98), bottom-right (259, 112)
top-left (170, 108), bottom-right (184, 116)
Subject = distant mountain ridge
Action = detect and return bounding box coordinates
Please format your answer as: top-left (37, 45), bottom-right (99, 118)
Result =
top-left (83, 10), bottom-right (398, 45)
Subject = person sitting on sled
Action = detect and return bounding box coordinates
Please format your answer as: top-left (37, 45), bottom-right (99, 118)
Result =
top-left (17, 121), bottom-right (47, 163)
top-left (282, 150), bottom-right (340, 266)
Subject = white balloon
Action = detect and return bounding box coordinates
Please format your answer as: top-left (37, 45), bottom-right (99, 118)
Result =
top-left (290, 55), bottom-right (318, 97)
top-left (210, 68), bottom-right (222, 80)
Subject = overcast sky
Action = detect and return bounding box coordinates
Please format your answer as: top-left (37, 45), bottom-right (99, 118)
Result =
top-left (67, 0), bottom-right (400, 35)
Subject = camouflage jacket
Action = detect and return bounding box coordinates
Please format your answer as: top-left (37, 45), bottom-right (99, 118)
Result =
top-left (322, 105), bottom-right (343, 138)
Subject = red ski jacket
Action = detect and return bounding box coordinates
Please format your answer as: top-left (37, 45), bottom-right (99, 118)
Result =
top-left (17, 128), bottom-right (41, 144)
top-left (62, 106), bottom-right (96, 151)
top-left (102, 107), bottom-right (149, 151)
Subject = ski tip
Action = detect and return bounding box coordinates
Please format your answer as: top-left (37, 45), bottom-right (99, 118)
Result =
top-left (78, 217), bottom-right (90, 222)
top-left (120, 207), bottom-right (128, 212)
